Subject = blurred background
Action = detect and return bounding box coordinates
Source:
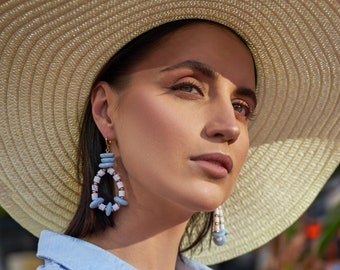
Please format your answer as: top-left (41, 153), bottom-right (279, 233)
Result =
top-left (0, 166), bottom-right (339, 270)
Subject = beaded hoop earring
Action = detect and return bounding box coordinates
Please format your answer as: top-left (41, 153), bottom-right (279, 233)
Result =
top-left (89, 139), bottom-right (128, 216)
top-left (212, 206), bottom-right (228, 246)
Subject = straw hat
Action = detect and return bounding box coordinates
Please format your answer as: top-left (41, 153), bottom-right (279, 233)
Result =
top-left (0, 0), bottom-right (339, 265)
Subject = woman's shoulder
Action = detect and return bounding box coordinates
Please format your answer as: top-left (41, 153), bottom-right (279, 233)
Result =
top-left (37, 230), bottom-right (137, 270)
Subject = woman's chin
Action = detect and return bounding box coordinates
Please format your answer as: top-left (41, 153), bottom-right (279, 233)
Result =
top-left (185, 191), bottom-right (230, 213)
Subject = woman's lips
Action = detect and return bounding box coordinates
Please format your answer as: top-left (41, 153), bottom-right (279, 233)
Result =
top-left (190, 153), bottom-right (233, 179)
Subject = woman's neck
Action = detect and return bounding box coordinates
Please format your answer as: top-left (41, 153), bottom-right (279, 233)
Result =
top-left (85, 204), bottom-right (191, 270)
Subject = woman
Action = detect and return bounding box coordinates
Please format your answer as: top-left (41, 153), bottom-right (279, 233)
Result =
top-left (0, 1), bottom-right (339, 269)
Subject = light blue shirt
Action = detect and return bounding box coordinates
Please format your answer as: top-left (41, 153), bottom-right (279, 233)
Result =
top-left (37, 230), bottom-right (212, 270)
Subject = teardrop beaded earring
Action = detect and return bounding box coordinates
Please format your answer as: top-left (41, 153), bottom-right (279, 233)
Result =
top-left (89, 138), bottom-right (128, 216)
top-left (212, 206), bottom-right (228, 246)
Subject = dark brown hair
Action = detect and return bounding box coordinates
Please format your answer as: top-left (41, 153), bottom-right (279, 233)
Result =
top-left (65, 19), bottom-right (235, 255)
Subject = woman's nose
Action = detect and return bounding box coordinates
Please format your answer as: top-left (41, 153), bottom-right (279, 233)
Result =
top-left (204, 99), bottom-right (240, 144)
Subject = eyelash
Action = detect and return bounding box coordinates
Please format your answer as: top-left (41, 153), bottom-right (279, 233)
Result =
top-left (170, 81), bottom-right (203, 95)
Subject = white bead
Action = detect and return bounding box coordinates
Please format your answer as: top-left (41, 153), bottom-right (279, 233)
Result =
top-left (118, 190), bottom-right (125, 197)
top-left (107, 168), bottom-right (115, 175)
top-left (99, 203), bottom-right (106, 211)
top-left (91, 193), bottom-right (98, 200)
top-left (94, 176), bottom-right (101, 183)
top-left (91, 185), bottom-right (98, 192)
top-left (112, 203), bottom-right (120, 211)
top-left (113, 174), bottom-right (121, 181)
top-left (116, 181), bottom-right (124, 189)
top-left (98, 169), bottom-right (105, 176)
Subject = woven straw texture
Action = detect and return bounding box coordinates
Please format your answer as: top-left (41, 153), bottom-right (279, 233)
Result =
top-left (0, 0), bottom-right (339, 265)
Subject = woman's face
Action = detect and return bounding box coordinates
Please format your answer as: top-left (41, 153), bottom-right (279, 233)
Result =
top-left (104, 23), bottom-right (256, 215)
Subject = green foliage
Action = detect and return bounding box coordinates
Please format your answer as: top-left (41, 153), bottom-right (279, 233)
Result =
top-left (316, 202), bottom-right (340, 256)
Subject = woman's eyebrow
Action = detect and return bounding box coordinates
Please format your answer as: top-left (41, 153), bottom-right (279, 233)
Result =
top-left (161, 59), bottom-right (257, 107)
top-left (161, 59), bottom-right (217, 79)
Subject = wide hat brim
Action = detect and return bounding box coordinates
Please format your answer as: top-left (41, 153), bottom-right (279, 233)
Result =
top-left (0, 0), bottom-right (339, 265)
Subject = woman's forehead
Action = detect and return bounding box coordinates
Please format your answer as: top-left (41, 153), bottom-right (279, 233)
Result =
top-left (130, 22), bottom-right (256, 90)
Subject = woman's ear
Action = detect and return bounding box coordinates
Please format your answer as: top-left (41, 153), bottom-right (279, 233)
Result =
top-left (91, 81), bottom-right (118, 140)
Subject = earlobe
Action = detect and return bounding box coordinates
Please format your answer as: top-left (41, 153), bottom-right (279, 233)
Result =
top-left (91, 81), bottom-right (117, 140)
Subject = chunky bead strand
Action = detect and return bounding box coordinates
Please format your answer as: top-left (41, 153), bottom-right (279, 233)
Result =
top-left (89, 142), bottom-right (128, 216)
top-left (212, 206), bottom-right (228, 246)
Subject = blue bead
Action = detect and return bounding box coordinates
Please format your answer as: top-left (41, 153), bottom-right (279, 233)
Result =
top-left (212, 229), bottom-right (227, 246)
top-left (89, 197), bottom-right (104, 209)
top-left (101, 157), bottom-right (114, 163)
top-left (100, 153), bottom-right (114, 158)
top-left (114, 196), bottom-right (128, 206)
top-left (99, 162), bottom-right (114, 168)
top-left (213, 235), bottom-right (226, 246)
top-left (105, 202), bottom-right (112, 216)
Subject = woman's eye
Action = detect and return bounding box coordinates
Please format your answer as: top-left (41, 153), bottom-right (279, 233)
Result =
top-left (232, 100), bottom-right (254, 120)
top-left (170, 82), bottom-right (203, 95)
